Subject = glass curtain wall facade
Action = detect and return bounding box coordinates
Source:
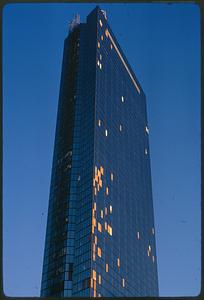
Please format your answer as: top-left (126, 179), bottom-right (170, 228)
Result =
top-left (41, 6), bottom-right (159, 297)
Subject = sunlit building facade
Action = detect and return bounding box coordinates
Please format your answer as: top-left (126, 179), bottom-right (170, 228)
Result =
top-left (41, 6), bottom-right (159, 297)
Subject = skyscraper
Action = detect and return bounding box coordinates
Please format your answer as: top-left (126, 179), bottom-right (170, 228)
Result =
top-left (41, 6), bottom-right (159, 297)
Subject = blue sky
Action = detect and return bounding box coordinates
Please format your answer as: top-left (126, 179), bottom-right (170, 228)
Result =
top-left (3, 3), bottom-right (201, 297)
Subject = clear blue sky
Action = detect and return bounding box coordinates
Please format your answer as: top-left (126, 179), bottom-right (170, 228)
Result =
top-left (3, 3), bottom-right (201, 297)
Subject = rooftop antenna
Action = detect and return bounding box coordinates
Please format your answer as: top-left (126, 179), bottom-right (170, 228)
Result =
top-left (69, 14), bottom-right (80, 33)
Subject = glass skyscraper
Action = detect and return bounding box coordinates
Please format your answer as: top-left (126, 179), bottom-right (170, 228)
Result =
top-left (41, 6), bottom-right (159, 297)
